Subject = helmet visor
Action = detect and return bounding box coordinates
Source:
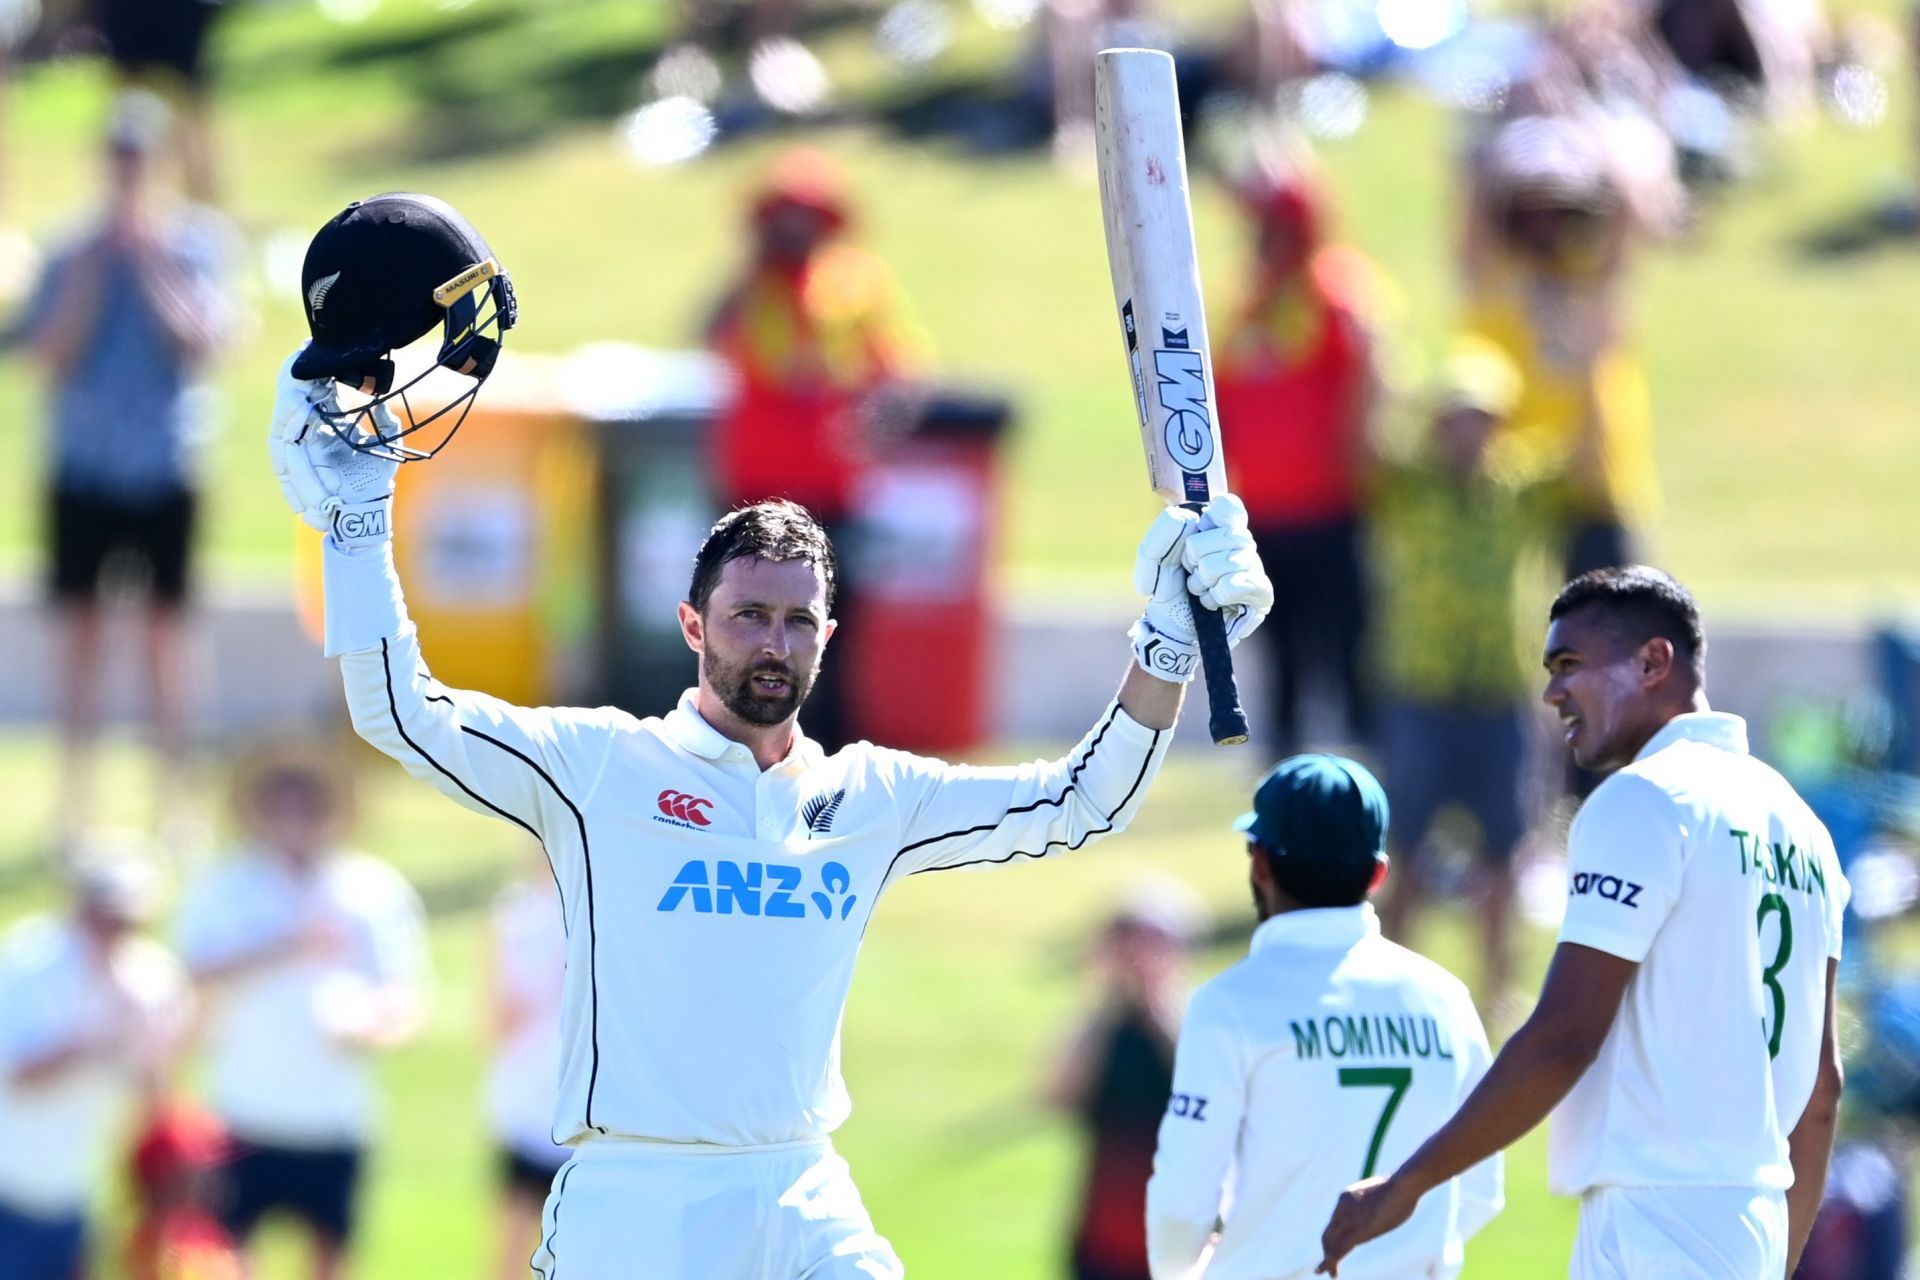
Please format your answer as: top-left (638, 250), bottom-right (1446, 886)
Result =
top-left (313, 261), bottom-right (517, 462)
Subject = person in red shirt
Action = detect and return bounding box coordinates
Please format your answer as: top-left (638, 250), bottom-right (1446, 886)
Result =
top-left (1047, 883), bottom-right (1202, 1280)
top-left (126, 1101), bottom-right (243, 1280)
top-left (1213, 162), bottom-right (1382, 752)
top-left (704, 149), bottom-right (928, 749)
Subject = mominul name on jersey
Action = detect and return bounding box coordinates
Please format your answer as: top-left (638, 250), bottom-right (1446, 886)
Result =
top-left (1290, 1014), bottom-right (1456, 1062)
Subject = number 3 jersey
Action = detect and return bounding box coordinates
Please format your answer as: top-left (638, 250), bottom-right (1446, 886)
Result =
top-left (1146, 905), bottom-right (1502, 1280)
top-left (1550, 712), bottom-right (1849, 1197)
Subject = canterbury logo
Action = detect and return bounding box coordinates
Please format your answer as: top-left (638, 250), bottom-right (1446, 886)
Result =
top-left (801, 788), bottom-right (846, 837)
top-left (307, 270), bottom-right (342, 313)
top-left (657, 790), bottom-right (715, 827)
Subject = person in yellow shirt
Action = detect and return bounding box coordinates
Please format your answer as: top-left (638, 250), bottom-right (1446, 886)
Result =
top-left (1368, 342), bottom-right (1570, 1008)
top-left (1462, 113), bottom-right (1658, 579)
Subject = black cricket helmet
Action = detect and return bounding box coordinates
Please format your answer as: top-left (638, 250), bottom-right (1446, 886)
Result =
top-left (291, 192), bottom-right (517, 461)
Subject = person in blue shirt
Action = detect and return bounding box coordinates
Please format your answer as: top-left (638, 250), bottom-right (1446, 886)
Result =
top-left (23, 91), bottom-right (230, 845)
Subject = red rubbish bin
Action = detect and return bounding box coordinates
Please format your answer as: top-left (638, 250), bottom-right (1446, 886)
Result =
top-left (842, 398), bottom-right (1009, 752)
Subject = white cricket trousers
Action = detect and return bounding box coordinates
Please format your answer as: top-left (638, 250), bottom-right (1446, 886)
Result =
top-left (1569, 1186), bottom-right (1788, 1279)
top-left (529, 1136), bottom-right (903, 1280)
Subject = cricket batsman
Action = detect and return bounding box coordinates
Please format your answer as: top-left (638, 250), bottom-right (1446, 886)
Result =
top-left (265, 195), bottom-right (1275, 1278)
top-left (1146, 754), bottom-right (1501, 1280)
top-left (1318, 567), bottom-right (1848, 1279)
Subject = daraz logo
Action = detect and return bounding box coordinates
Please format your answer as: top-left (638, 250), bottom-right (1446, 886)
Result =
top-left (656, 860), bottom-right (858, 921)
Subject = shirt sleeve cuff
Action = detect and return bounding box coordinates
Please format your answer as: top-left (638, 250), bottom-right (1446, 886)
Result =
top-left (322, 537), bottom-right (408, 658)
top-left (1557, 916), bottom-right (1654, 964)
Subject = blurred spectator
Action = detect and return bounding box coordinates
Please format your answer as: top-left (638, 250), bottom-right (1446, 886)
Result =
top-left (703, 148), bottom-right (929, 750)
top-left (1213, 156), bottom-right (1382, 753)
top-left (1368, 341), bottom-right (1578, 1010)
top-left (0, 836), bottom-right (187, 1280)
top-left (126, 1100), bottom-right (243, 1280)
top-left (98, 0), bottom-right (228, 203)
top-left (22, 91), bottom-right (231, 848)
top-left (1040, 0), bottom-right (1171, 161)
top-left (0, 0), bottom-right (40, 303)
top-left (1793, 1140), bottom-right (1906, 1280)
top-left (174, 744), bottom-right (429, 1280)
top-left (485, 858), bottom-right (569, 1280)
top-left (1046, 879), bottom-right (1202, 1280)
top-left (665, 0), bottom-right (830, 119)
top-left (1462, 111), bottom-right (1656, 580)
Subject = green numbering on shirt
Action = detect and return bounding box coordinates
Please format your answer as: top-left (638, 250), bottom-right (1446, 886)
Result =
top-left (1757, 893), bottom-right (1793, 1060)
top-left (1339, 1066), bottom-right (1413, 1178)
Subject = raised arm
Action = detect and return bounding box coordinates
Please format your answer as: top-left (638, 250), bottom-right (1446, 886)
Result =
top-left (25, 239), bottom-right (111, 381)
top-left (269, 351), bottom-right (620, 843)
top-left (882, 499), bottom-right (1270, 882)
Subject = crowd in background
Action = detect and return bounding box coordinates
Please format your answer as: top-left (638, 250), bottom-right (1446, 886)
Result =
top-left (2, 0), bottom-right (1919, 1278)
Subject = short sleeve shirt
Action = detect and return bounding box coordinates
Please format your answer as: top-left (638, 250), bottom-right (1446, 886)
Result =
top-left (1549, 713), bottom-right (1848, 1195)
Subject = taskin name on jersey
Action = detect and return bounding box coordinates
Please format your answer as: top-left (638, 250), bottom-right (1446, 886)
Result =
top-left (1731, 830), bottom-right (1832, 902)
top-left (1291, 1014), bottom-right (1455, 1062)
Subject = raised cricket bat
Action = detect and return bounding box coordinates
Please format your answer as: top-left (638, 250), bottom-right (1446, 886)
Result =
top-left (1094, 47), bottom-right (1249, 746)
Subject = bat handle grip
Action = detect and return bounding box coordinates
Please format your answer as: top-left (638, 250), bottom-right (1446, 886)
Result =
top-left (1188, 578), bottom-right (1249, 747)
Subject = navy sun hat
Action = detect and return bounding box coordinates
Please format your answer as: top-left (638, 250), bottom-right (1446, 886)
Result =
top-left (1235, 754), bottom-right (1390, 901)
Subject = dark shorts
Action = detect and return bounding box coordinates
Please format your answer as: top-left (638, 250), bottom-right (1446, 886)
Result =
top-left (0, 1201), bottom-right (85, 1280)
top-left (499, 1146), bottom-right (569, 1200)
top-left (99, 0), bottom-right (222, 84)
top-left (47, 486), bottom-right (197, 605)
top-left (1381, 698), bottom-right (1529, 861)
top-left (218, 1140), bottom-right (364, 1246)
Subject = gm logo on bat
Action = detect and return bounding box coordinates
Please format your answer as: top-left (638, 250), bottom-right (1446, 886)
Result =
top-left (1153, 327), bottom-right (1215, 475)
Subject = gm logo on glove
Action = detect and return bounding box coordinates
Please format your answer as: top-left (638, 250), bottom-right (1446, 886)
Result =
top-left (333, 508), bottom-right (389, 542)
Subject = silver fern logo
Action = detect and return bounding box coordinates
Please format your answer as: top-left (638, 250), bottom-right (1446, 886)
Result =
top-left (801, 788), bottom-right (846, 837)
top-left (306, 270), bottom-right (342, 314)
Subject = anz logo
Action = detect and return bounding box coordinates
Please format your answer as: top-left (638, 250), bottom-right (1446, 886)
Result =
top-left (657, 860), bottom-right (860, 921)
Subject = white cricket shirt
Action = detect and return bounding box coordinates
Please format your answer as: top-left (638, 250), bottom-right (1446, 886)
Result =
top-left (324, 540), bottom-right (1173, 1148)
top-left (1550, 712), bottom-right (1849, 1196)
top-left (0, 918), bottom-right (187, 1216)
top-left (175, 847), bottom-right (430, 1147)
top-left (488, 879), bottom-right (569, 1161)
top-left (1146, 905), bottom-right (1502, 1280)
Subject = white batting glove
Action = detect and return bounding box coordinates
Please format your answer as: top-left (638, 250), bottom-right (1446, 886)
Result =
top-left (1130, 506), bottom-right (1202, 683)
top-left (267, 347), bottom-right (399, 550)
top-left (1182, 494), bottom-right (1272, 646)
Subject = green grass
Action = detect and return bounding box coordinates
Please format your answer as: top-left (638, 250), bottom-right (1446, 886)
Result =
top-left (0, 732), bottom-right (1572, 1278)
top-left (3, 0), bottom-right (1918, 615)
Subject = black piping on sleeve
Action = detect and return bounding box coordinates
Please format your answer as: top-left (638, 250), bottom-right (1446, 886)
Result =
top-left (379, 639), bottom-right (608, 1134)
top-left (879, 705), bottom-right (1159, 885)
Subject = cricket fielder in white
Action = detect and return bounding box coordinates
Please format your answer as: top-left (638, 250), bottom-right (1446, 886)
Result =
top-left (1147, 754), bottom-right (1501, 1280)
top-left (266, 353), bottom-right (1274, 1278)
top-left (1319, 567), bottom-right (1848, 1279)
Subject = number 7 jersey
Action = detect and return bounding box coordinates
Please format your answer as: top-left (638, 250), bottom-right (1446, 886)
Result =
top-left (1146, 905), bottom-right (1502, 1280)
top-left (1549, 712), bottom-right (1849, 1196)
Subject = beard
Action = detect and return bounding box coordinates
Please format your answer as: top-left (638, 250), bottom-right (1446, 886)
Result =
top-left (705, 647), bottom-right (817, 727)
top-left (1250, 872), bottom-right (1273, 923)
